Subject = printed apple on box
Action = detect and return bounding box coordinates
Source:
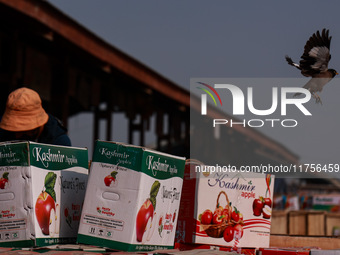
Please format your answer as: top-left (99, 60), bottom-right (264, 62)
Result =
top-left (176, 162), bottom-right (275, 248)
top-left (77, 141), bottom-right (185, 252)
top-left (0, 141), bottom-right (88, 247)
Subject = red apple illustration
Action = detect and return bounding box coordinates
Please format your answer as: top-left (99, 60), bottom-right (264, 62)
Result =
top-left (234, 224), bottom-right (244, 240)
top-left (0, 172), bottom-right (9, 189)
top-left (201, 209), bottom-right (213, 224)
top-left (136, 199), bottom-right (154, 242)
top-left (0, 178), bottom-right (8, 189)
top-left (231, 211), bottom-right (240, 222)
top-left (212, 212), bottom-right (223, 224)
top-left (104, 175), bottom-right (115, 186)
top-left (264, 197), bottom-right (272, 208)
top-left (262, 205), bottom-right (272, 219)
top-left (253, 197), bottom-right (264, 216)
top-left (136, 180), bottom-right (160, 242)
top-left (223, 226), bottom-right (234, 242)
top-left (231, 206), bottom-right (243, 223)
top-left (35, 191), bottom-right (56, 235)
top-left (104, 171), bottom-right (118, 187)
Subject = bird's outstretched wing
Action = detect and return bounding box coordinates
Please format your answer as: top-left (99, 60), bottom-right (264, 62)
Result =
top-left (300, 28), bottom-right (332, 77)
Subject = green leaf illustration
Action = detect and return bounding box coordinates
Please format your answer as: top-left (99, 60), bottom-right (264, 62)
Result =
top-left (150, 181), bottom-right (160, 200)
top-left (110, 171), bottom-right (118, 179)
top-left (2, 172), bottom-right (9, 180)
top-left (44, 172), bottom-right (57, 202)
top-left (44, 172), bottom-right (57, 190)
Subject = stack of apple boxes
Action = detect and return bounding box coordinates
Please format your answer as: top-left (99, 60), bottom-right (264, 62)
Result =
top-left (76, 146), bottom-right (275, 252)
top-left (0, 140), bottom-right (275, 252)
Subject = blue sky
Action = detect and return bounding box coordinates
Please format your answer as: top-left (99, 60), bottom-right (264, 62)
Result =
top-left (48, 0), bottom-right (340, 170)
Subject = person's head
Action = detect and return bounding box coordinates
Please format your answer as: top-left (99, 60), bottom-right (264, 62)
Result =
top-left (0, 87), bottom-right (49, 141)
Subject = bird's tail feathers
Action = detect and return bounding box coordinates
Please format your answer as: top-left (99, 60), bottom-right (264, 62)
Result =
top-left (285, 55), bottom-right (301, 70)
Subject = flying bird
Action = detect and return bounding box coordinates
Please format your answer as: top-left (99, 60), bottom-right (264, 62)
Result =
top-left (285, 28), bottom-right (338, 104)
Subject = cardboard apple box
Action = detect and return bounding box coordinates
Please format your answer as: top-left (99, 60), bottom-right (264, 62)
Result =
top-left (176, 161), bottom-right (275, 248)
top-left (77, 141), bottom-right (185, 252)
top-left (0, 141), bottom-right (88, 247)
